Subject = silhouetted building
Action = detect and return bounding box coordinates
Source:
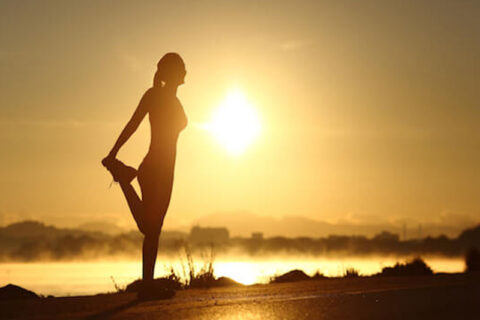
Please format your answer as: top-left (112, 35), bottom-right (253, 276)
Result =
top-left (373, 231), bottom-right (400, 242)
top-left (189, 226), bottom-right (229, 244)
top-left (251, 232), bottom-right (263, 240)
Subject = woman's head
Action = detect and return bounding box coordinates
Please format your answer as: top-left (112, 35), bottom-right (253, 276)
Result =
top-left (153, 53), bottom-right (186, 88)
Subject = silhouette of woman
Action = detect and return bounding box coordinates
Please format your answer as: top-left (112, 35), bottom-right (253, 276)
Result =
top-left (102, 53), bottom-right (187, 299)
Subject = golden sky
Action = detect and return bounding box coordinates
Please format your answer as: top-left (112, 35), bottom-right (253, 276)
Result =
top-left (0, 0), bottom-right (479, 236)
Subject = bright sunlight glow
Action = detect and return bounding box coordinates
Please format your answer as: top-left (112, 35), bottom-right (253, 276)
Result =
top-left (215, 262), bottom-right (259, 285)
top-left (204, 89), bottom-right (261, 155)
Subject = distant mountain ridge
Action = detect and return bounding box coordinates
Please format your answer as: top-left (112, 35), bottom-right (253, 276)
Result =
top-left (0, 220), bottom-right (186, 240)
top-left (193, 212), bottom-right (473, 239)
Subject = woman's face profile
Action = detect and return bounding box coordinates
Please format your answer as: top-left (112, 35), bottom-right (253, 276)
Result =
top-left (176, 64), bottom-right (187, 85)
top-left (161, 64), bottom-right (186, 86)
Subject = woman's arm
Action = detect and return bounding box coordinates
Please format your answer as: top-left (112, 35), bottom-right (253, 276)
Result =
top-left (105, 90), bottom-right (152, 159)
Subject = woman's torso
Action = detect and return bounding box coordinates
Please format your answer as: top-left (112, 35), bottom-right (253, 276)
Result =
top-left (143, 87), bottom-right (188, 166)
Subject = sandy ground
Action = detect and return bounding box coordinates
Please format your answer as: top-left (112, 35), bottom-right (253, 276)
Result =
top-left (1, 273), bottom-right (479, 320)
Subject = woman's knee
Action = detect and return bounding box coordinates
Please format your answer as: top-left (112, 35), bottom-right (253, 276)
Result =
top-left (143, 216), bottom-right (164, 238)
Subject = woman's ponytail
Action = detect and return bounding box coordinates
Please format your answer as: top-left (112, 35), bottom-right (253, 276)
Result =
top-left (153, 70), bottom-right (164, 88)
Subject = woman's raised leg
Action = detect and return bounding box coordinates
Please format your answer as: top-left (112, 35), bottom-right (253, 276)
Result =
top-left (103, 157), bottom-right (146, 234)
top-left (119, 181), bottom-right (145, 234)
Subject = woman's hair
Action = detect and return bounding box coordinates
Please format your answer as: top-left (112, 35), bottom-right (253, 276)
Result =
top-left (153, 52), bottom-right (185, 87)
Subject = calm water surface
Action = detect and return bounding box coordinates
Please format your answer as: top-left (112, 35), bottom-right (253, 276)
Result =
top-left (0, 257), bottom-right (465, 296)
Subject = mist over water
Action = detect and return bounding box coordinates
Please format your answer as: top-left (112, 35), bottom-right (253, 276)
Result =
top-left (0, 221), bottom-right (475, 297)
top-left (0, 255), bottom-right (465, 296)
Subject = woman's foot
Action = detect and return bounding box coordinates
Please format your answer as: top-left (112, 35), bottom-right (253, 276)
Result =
top-left (102, 157), bottom-right (137, 184)
top-left (137, 281), bottom-right (176, 301)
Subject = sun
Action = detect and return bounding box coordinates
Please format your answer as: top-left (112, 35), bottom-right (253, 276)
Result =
top-left (204, 89), bottom-right (261, 155)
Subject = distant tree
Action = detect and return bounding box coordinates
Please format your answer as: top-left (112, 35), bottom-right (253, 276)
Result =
top-left (457, 225), bottom-right (480, 248)
top-left (343, 267), bottom-right (360, 278)
top-left (379, 257), bottom-right (433, 276)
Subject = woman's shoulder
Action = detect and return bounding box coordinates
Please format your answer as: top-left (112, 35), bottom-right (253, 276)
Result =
top-left (140, 87), bottom-right (165, 106)
top-left (143, 86), bottom-right (162, 99)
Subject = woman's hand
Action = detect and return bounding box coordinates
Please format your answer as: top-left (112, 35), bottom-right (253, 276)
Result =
top-left (101, 153), bottom-right (116, 168)
top-left (102, 89), bottom-right (150, 170)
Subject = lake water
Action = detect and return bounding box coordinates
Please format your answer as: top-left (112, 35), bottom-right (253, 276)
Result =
top-left (0, 256), bottom-right (465, 296)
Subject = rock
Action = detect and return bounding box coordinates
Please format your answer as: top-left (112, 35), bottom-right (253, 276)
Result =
top-left (271, 269), bottom-right (311, 283)
top-left (0, 284), bottom-right (39, 300)
top-left (125, 278), bottom-right (182, 292)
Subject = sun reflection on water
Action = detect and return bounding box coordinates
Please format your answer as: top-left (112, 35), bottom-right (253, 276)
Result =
top-left (0, 257), bottom-right (465, 296)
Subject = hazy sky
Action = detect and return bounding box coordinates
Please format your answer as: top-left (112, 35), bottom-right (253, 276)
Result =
top-left (1, 0), bottom-right (479, 235)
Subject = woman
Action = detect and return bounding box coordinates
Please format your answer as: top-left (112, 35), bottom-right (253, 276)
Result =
top-left (102, 52), bottom-right (188, 299)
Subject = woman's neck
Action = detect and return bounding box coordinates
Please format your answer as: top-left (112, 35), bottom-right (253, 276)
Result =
top-left (163, 83), bottom-right (178, 96)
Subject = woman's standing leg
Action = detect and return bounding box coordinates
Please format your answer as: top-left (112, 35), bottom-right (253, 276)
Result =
top-left (138, 169), bottom-right (174, 283)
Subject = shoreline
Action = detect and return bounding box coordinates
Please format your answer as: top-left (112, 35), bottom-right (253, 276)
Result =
top-left (1, 273), bottom-right (479, 320)
top-left (0, 256), bottom-right (466, 297)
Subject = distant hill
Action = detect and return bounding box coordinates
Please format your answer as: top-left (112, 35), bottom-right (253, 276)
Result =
top-left (1, 221), bottom-right (60, 238)
top-left (0, 220), bottom-right (108, 240)
top-left (0, 220), bottom-right (188, 240)
top-left (77, 221), bottom-right (126, 236)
